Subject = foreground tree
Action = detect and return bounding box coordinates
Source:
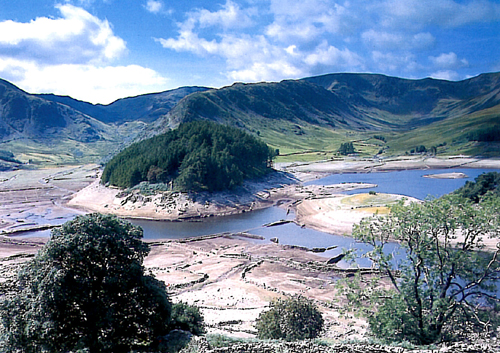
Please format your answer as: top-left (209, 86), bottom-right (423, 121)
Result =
top-left (0, 214), bottom-right (172, 353)
top-left (255, 295), bottom-right (324, 341)
top-left (346, 195), bottom-right (500, 344)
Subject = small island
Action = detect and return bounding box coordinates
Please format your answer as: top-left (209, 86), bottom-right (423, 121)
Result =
top-left (102, 121), bottom-right (277, 192)
top-left (423, 172), bottom-right (468, 179)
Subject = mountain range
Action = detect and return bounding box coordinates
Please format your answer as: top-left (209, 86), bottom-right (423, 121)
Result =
top-left (0, 72), bottom-right (499, 167)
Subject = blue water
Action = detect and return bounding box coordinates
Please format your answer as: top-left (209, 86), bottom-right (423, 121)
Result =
top-left (19, 168), bottom-right (499, 258)
top-left (306, 168), bottom-right (500, 200)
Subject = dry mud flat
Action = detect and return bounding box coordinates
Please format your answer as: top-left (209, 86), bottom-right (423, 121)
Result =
top-left (145, 235), bottom-right (372, 340)
top-left (0, 234), bottom-right (370, 340)
top-left (282, 155), bottom-right (500, 175)
top-left (0, 164), bottom-right (99, 235)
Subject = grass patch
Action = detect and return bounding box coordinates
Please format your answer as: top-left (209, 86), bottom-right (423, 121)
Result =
top-left (341, 193), bottom-right (398, 207)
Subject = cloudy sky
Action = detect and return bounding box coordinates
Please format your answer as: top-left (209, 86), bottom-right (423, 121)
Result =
top-left (1, 0), bottom-right (499, 104)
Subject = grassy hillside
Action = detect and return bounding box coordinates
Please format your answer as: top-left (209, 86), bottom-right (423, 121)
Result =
top-left (156, 72), bottom-right (500, 160)
top-left (1, 72), bottom-right (499, 167)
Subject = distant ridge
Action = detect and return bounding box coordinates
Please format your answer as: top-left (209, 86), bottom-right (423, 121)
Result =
top-left (0, 72), bottom-right (499, 165)
top-left (38, 86), bottom-right (210, 123)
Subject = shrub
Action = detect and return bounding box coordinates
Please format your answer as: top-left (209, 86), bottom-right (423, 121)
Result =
top-left (0, 214), bottom-right (173, 352)
top-left (169, 302), bottom-right (205, 336)
top-left (255, 295), bottom-right (324, 341)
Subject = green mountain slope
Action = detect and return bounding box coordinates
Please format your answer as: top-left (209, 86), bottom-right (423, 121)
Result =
top-left (303, 72), bottom-right (500, 127)
top-left (153, 72), bottom-right (500, 157)
top-left (0, 79), bottom-right (142, 165)
top-left (1, 72), bottom-right (499, 166)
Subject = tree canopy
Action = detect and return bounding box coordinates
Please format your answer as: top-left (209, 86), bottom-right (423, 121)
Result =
top-left (0, 214), bottom-right (172, 353)
top-left (338, 142), bottom-right (355, 155)
top-left (101, 121), bottom-right (277, 191)
top-left (255, 295), bottom-right (324, 341)
top-left (454, 171), bottom-right (500, 203)
top-left (345, 194), bottom-right (500, 344)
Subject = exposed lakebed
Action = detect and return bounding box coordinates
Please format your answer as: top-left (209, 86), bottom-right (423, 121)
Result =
top-left (16, 168), bottom-right (499, 262)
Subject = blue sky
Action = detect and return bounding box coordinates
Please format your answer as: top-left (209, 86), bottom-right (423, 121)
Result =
top-left (0, 0), bottom-right (499, 104)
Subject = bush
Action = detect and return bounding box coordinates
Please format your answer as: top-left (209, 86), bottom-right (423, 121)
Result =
top-left (255, 295), bottom-right (324, 341)
top-left (0, 214), bottom-right (173, 352)
top-left (169, 302), bottom-right (205, 335)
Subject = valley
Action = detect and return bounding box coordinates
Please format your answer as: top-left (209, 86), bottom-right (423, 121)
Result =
top-left (1, 72), bottom-right (499, 168)
top-left (0, 71), bottom-right (500, 349)
top-left (1, 155), bottom-right (499, 343)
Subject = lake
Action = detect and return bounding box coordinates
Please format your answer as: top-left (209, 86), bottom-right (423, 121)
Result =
top-left (125, 168), bottom-right (497, 266)
top-left (133, 168), bottom-right (498, 238)
top-left (19, 167), bottom-right (499, 265)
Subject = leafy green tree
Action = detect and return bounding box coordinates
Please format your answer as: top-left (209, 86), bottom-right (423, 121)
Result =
top-left (338, 142), bottom-right (355, 155)
top-left (0, 214), bottom-right (172, 353)
top-left (346, 195), bottom-right (500, 344)
top-left (255, 295), bottom-right (324, 341)
top-left (169, 302), bottom-right (205, 336)
top-left (454, 172), bottom-right (500, 203)
top-left (102, 121), bottom-right (277, 191)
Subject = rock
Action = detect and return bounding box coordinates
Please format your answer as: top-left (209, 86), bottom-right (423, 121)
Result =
top-left (311, 247), bottom-right (326, 253)
top-left (327, 253), bottom-right (346, 264)
top-left (270, 237), bottom-right (279, 244)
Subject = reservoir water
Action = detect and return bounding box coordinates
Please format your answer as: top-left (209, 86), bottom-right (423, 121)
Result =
top-left (133, 168), bottom-right (498, 239)
top-left (20, 168), bottom-right (499, 265)
top-left (128, 168), bottom-right (498, 266)
top-left (305, 167), bottom-right (500, 200)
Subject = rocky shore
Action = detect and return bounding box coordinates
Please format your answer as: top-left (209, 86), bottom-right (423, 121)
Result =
top-left (183, 337), bottom-right (499, 353)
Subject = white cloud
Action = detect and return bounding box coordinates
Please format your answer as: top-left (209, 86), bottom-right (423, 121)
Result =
top-left (304, 41), bottom-right (364, 68)
top-left (266, 0), bottom-right (357, 44)
top-left (430, 52), bottom-right (469, 69)
top-left (157, 0), bottom-right (497, 85)
top-left (157, 0), bottom-right (367, 84)
top-left (362, 30), bottom-right (434, 50)
top-left (0, 4), bottom-right (126, 65)
top-left (145, 0), bottom-right (163, 14)
top-left (430, 70), bottom-right (461, 81)
top-left (371, 51), bottom-right (421, 73)
top-left (0, 4), bottom-right (169, 104)
top-left (0, 58), bottom-right (168, 104)
top-left (184, 0), bottom-right (256, 30)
